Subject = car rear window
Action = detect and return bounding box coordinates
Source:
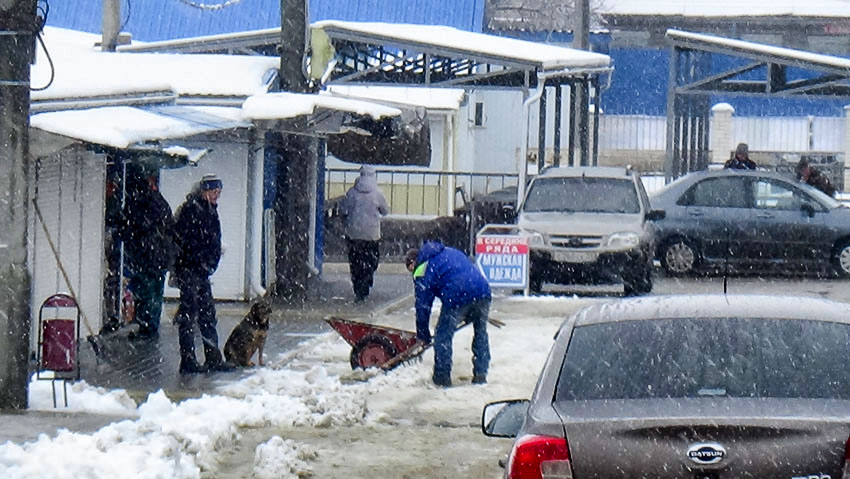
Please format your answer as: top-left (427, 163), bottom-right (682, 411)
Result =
top-left (523, 177), bottom-right (639, 214)
top-left (557, 318), bottom-right (850, 400)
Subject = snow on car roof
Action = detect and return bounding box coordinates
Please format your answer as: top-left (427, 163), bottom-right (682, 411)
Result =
top-left (571, 294), bottom-right (850, 326)
top-left (537, 166), bottom-right (634, 179)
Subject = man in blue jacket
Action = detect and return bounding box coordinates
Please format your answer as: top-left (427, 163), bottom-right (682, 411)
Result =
top-left (405, 241), bottom-right (491, 387)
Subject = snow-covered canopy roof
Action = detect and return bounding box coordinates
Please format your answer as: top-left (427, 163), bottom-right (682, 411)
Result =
top-left (324, 86), bottom-right (466, 111)
top-left (28, 28), bottom-right (406, 155)
top-left (32, 28), bottom-right (278, 101)
top-left (602, 0), bottom-right (850, 17)
top-left (30, 106), bottom-right (249, 149)
top-left (241, 93), bottom-right (401, 121)
top-left (314, 20), bottom-right (611, 72)
top-left (667, 29), bottom-right (850, 73)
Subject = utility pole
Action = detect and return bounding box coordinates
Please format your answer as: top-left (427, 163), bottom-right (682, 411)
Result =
top-left (573, 0), bottom-right (591, 165)
top-left (274, 0), bottom-right (315, 303)
top-left (101, 0), bottom-right (121, 52)
top-left (0, 0), bottom-right (37, 410)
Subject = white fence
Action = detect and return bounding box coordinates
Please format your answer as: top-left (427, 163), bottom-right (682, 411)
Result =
top-left (599, 115), bottom-right (667, 151)
top-left (598, 115), bottom-right (845, 153)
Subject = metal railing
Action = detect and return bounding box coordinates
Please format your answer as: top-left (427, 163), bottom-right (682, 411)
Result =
top-left (325, 168), bottom-right (519, 216)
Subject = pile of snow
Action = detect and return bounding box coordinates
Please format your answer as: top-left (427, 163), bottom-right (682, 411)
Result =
top-left (2, 295), bottom-right (599, 479)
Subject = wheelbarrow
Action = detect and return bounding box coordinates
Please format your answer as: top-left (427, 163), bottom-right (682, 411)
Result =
top-left (325, 316), bottom-right (505, 371)
top-left (326, 317), bottom-right (425, 370)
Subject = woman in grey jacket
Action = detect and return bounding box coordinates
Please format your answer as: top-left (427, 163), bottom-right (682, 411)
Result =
top-left (340, 165), bottom-right (390, 301)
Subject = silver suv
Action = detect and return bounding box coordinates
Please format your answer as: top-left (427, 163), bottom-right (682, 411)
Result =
top-left (516, 166), bottom-right (664, 295)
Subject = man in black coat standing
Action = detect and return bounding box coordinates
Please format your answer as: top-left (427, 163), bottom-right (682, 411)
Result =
top-left (119, 167), bottom-right (175, 341)
top-left (173, 173), bottom-right (229, 373)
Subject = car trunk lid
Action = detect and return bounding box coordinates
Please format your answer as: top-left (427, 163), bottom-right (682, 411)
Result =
top-left (554, 398), bottom-right (850, 479)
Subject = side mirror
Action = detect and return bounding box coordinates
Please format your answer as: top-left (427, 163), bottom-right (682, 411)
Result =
top-left (482, 399), bottom-right (529, 438)
top-left (646, 209), bottom-right (666, 221)
top-left (801, 202), bottom-right (816, 218)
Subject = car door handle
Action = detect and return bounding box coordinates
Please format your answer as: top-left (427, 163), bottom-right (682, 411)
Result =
top-left (688, 210), bottom-right (705, 217)
top-left (756, 213), bottom-right (774, 219)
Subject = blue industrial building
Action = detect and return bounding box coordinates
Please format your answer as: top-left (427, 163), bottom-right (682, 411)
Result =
top-left (45, 1), bottom-right (850, 117)
top-left (47, 0), bottom-right (484, 41)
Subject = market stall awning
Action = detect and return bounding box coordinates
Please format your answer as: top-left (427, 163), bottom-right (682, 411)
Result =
top-left (324, 85), bottom-right (466, 111)
top-left (242, 91), bottom-right (430, 166)
top-left (31, 105), bottom-right (249, 149)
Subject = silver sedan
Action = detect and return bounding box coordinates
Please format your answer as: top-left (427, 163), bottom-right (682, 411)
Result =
top-left (649, 169), bottom-right (850, 277)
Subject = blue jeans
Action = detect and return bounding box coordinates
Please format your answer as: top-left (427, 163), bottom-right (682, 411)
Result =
top-left (433, 297), bottom-right (491, 382)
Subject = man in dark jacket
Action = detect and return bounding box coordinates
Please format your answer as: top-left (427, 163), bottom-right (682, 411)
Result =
top-left (796, 158), bottom-right (837, 197)
top-left (724, 142), bottom-right (757, 170)
top-left (340, 165), bottom-right (390, 302)
top-left (119, 168), bottom-right (175, 341)
top-left (406, 241), bottom-right (491, 387)
top-left (172, 173), bottom-right (228, 373)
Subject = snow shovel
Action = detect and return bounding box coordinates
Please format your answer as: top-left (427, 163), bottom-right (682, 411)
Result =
top-left (32, 199), bottom-right (105, 358)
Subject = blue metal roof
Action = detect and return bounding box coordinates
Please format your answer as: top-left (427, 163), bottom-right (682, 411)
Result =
top-left (47, 0), bottom-right (484, 42)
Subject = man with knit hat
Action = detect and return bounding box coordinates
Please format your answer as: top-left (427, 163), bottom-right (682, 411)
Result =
top-left (724, 142), bottom-right (757, 170)
top-left (172, 173), bottom-right (230, 373)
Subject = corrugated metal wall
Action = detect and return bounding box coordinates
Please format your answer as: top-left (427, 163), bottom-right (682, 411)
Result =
top-left (29, 147), bottom-right (106, 347)
top-left (47, 0), bottom-right (484, 41)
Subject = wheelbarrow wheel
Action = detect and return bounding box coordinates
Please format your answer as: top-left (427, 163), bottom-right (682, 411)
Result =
top-left (350, 335), bottom-right (398, 370)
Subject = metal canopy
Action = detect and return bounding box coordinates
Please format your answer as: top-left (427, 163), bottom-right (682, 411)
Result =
top-left (316, 21), bottom-right (611, 88)
top-left (667, 29), bottom-right (850, 98)
top-left (664, 29), bottom-right (850, 180)
top-left (119, 28), bottom-right (280, 55)
top-left (316, 20), bottom-right (613, 196)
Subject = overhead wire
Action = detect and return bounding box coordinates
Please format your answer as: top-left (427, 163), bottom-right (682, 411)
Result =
top-left (31, 0), bottom-right (54, 91)
top-left (120, 0), bottom-right (132, 33)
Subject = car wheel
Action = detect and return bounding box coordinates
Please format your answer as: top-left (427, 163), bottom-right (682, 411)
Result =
top-left (349, 335), bottom-right (397, 370)
top-left (660, 238), bottom-right (698, 275)
top-left (623, 267), bottom-right (652, 296)
top-left (833, 241), bottom-right (850, 277)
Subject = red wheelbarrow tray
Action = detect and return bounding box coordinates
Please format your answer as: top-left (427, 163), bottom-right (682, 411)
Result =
top-left (325, 317), bottom-right (428, 371)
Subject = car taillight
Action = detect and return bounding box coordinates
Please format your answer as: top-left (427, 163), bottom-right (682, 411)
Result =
top-left (843, 436), bottom-right (850, 478)
top-left (507, 434), bottom-right (572, 479)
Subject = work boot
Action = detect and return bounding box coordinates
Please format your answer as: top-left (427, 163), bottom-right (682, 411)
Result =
top-left (179, 357), bottom-right (207, 374)
top-left (472, 374), bottom-right (487, 385)
top-left (432, 374), bottom-right (452, 388)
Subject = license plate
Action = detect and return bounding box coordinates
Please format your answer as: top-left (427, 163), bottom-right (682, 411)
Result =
top-left (552, 250), bottom-right (597, 263)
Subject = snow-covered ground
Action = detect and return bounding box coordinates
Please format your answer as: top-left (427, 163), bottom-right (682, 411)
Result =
top-left (1, 294), bottom-right (601, 479)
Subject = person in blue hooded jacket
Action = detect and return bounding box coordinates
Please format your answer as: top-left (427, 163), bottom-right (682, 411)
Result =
top-left (405, 241), bottom-right (491, 387)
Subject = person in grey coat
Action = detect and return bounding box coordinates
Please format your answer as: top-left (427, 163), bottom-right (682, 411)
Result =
top-left (340, 165), bottom-right (390, 302)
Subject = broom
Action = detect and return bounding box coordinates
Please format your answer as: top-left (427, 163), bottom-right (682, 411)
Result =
top-left (32, 199), bottom-right (105, 357)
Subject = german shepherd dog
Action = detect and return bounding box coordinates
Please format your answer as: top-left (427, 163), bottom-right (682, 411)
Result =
top-left (224, 301), bottom-right (272, 367)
